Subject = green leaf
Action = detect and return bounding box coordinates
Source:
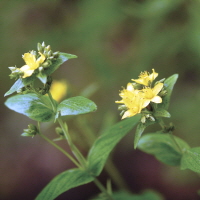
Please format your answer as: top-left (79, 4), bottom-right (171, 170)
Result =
top-left (36, 168), bottom-right (94, 200)
top-left (4, 78), bottom-right (25, 96)
top-left (87, 115), bottom-right (140, 176)
top-left (134, 120), bottom-right (155, 149)
top-left (57, 96), bottom-right (97, 117)
top-left (158, 74), bottom-right (178, 110)
top-left (5, 93), bottom-right (55, 122)
top-left (154, 108), bottom-right (171, 118)
top-left (44, 52), bottom-right (77, 76)
top-left (138, 133), bottom-right (190, 166)
top-left (181, 147), bottom-right (200, 173)
top-left (112, 190), bottom-right (163, 200)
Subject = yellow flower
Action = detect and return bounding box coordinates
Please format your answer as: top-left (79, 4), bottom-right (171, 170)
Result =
top-left (116, 83), bottom-right (147, 119)
top-left (20, 52), bottom-right (45, 78)
top-left (132, 69), bottom-right (158, 86)
top-left (50, 80), bottom-right (68, 102)
top-left (142, 82), bottom-right (163, 105)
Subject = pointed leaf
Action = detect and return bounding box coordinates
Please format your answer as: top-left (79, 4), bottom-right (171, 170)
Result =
top-left (4, 79), bottom-right (24, 96)
top-left (5, 93), bottom-right (55, 122)
top-left (35, 168), bottom-right (94, 200)
top-left (138, 133), bottom-right (190, 166)
top-left (87, 115), bottom-right (140, 176)
top-left (158, 74), bottom-right (178, 110)
top-left (154, 108), bottom-right (171, 118)
top-left (181, 147), bottom-right (200, 173)
top-left (44, 52), bottom-right (77, 76)
top-left (57, 96), bottom-right (97, 117)
top-left (134, 120), bottom-right (155, 149)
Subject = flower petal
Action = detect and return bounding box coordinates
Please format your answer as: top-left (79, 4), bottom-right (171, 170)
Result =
top-left (152, 83), bottom-right (163, 95)
top-left (22, 53), bottom-right (36, 68)
top-left (151, 95), bottom-right (162, 103)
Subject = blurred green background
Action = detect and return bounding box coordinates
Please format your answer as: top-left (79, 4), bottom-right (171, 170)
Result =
top-left (1, 0), bottom-right (200, 199)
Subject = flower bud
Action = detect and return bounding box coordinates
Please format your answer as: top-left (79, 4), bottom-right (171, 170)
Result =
top-left (37, 43), bottom-right (43, 52)
top-left (48, 56), bottom-right (54, 60)
top-left (21, 124), bottom-right (38, 137)
top-left (42, 41), bottom-right (46, 48)
top-left (47, 50), bottom-right (53, 57)
top-left (55, 127), bottom-right (64, 136)
top-left (45, 45), bottom-right (51, 51)
top-left (53, 51), bottom-right (59, 58)
top-left (141, 116), bottom-right (146, 123)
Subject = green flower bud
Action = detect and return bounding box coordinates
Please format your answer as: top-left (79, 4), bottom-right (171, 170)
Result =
top-left (42, 60), bottom-right (52, 68)
top-left (38, 66), bottom-right (44, 72)
top-left (55, 127), bottom-right (64, 136)
top-left (37, 43), bottom-right (44, 52)
top-left (21, 124), bottom-right (38, 137)
top-left (53, 51), bottom-right (59, 58)
top-left (48, 56), bottom-right (54, 60)
top-left (45, 45), bottom-right (51, 51)
top-left (47, 50), bottom-right (53, 57)
top-left (118, 105), bottom-right (127, 110)
top-left (42, 41), bottom-right (46, 48)
top-left (159, 90), bottom-right (167, 97)
top-left (141, 116), bottom-right (146, 123)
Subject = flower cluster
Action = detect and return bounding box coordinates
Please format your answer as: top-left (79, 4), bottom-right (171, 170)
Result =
top-left (116, 69), bottom-right (165, 120)
top-left (8, 42), bottom-right (59, 79)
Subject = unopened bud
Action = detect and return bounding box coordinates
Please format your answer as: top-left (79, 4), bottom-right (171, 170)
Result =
top-left (55, 127), bottom-right (64, 136)
top-left (42, 41), bottom-right (46, 48)
top-left (141, 116), bottom-right (146, 123)
top-left (45, 45), bottom-right (51, 51)
top-left (37, 43), bottom-right (43, 52)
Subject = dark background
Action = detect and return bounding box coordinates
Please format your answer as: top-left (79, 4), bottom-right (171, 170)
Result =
top-left (1, 0), bottom-right (200, 199)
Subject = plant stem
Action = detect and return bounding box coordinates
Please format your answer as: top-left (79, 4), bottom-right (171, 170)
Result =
top-left (38, 132), bottom-right (81, 168)
top-left (57, 118), bottom-right (87, 168)
top-left (158, 119), bottom-right (183, 154)
top-left (93, 179), bottom-right (114, 200)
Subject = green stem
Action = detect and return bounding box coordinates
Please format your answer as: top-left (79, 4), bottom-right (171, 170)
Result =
top-left (158, 119), bottom-right (183, 154)
top-left (93, 179), bottom-right (114, 200)
top-left (38, 132), bottom-right (81, 168)
top-left (57, 117), bottom-right (87, 168)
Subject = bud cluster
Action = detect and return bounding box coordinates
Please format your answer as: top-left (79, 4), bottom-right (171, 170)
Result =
top-left (21, 124), bottom-right (39, 137)
top-left (37, 42), bottom-right (59, 69)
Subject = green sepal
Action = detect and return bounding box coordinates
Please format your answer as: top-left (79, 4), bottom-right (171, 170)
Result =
top-left (154, 108), bottom-right (171, 118)
top-left (111, 190), bottom-right (163, 200)
top-left (181, 147), bottom-right (200, 173)
top-left (158, 74), bottom-right (178, 110)
top-left (134, 120), bottom-right (155, 149)
top-left (56, 96), bottom-right (97, 118)
top-left (87, 115), bottom-right (140, 176)
top-left (138, 133), bottom-right (190, 166)
top-left (35, 168), bottom-right (94, 200)
top-left (4, 93), bottom-right (56, 122)
top-left (44, 52), bottom-right (77, 76)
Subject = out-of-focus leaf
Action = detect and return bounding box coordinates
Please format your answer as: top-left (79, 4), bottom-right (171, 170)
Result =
top-left (87, 115), bottom-right (140, 176)
top-left (36, 168), bottom-right (94, 200)
top-left (181, 147), bottom-right (200, 173)
top-left (138, 133), bottom-right (190, 166)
